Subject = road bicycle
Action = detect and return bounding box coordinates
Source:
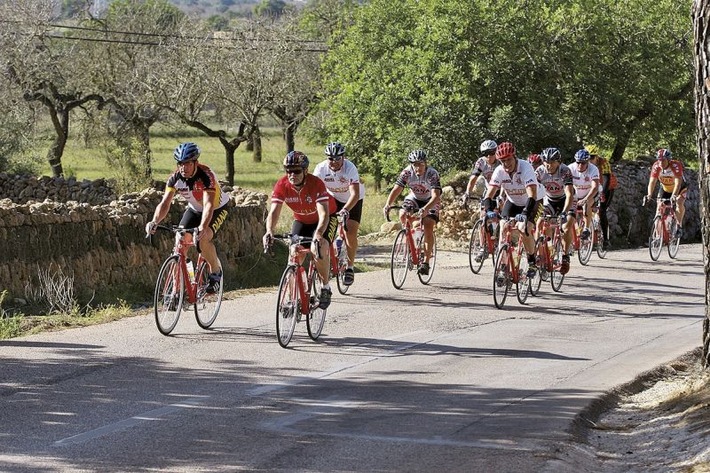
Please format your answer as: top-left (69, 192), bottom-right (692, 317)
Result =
top-left (331, 215), bottom-right (351, 295)
top-left (386, 205), bottom-right (438, 289)
top-left (467, 205), bottom-right (499, 274)
top-left (530, 215), bottom-right (565, 295)
top-left (645, 197), bottom-right (681, 261)
top-left (151, 225), bottom-right (223, 336)
top-left (492, 216), bottom-right (532, 309)
top-left (270, 234), bottom-right (327, 348)
top-left (569, 207), bottom-right (594, 266)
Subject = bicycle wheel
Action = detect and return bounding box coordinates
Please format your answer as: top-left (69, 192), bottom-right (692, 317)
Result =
top-left (649, 216), bottom-right (663, 261)
top-left (668, 219), bottom-right (680, 259)
top-left (390, 229), bottom-right (410, 289)
top-left (492, 245), bottom-right (510, 309)
top-left (418, 233), bottom-right (437, 285)
top-left (468, 219), bottom-right (485, 274)
top-left (516, 246), bottom-right (530, 305)
top-left (276, 266), bottom-right (299, 348)
top-left (154, 255), bottom-right (184, 336)
top-left (306, 272), bottom-right (326, 340)
top-left (194, 260), bottom-right (223, 329)
top-left (578, 232), bottom-right (593, 266)
top-left (595, 227), bottom-right (607, 259)
top-left (335, 249), bottom-right (351, 295)
top-left (550, 237), bottom-right (565, 292)
top-left (529, 240), bottom-right (543, 297)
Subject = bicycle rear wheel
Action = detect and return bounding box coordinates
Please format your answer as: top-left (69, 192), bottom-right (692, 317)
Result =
top-left (649, 216), bottom-right (663, 261)
top-left (276, 266), bottom-right (299, 348)
top-left (668, 219), bottom-right (680, 259)
top-left (194, 260), bottom-right (223, 329)
top-left (529, 239), bottom-right (544, 297)
top-left (306, 273), bottom-right (326, 340)
top-left (468, 219), bottom-right (485, 274)
top-left (154, 255), bottom-right (184, 336)
top-left (390, 229), bottom-right (410, 289)
top-left (418, 233), bottom-right (437, 285)
top-left (492, 245), bottom-right (510, 309)
top-left (335, 250), bottom-right (350, 295)
top-left (595, 225), bottom-right (607, 259)
top-left (578, 233), bottom-right (593, 266)
top-left (550, 237), bottom-right (565, 292)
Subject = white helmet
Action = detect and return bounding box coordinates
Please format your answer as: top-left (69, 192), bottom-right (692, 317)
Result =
top-left (479, 140), bottom-right (497, 156)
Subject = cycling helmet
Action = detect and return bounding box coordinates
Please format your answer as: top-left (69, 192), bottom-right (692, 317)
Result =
top-left (324, 142), bottom-right (346, 159)
top-left (528, 153), bottom-right (542, 167)
top-left (174, 142), bottom-right (200, 163)
top-left (574, 149), bottom-right (591, 163)
top-left (408, 149), bottom-right (427, 163)
top-left (480, 139), bottom-right (498, 156)
top-left (657, 148), bottom-right (672, 160)
top-left (495, 142), bottom-right (515, 160)
top-left (585, 144), bottom-right (600, 156)
top-left (283, 150), bottom-right (309, 169)
top-left (541, 147), bottom-right (561, 162)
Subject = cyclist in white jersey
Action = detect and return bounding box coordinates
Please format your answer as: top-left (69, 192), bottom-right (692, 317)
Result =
top-left (568, 149), bottom-right (600, 240)
top-left (312, 142), bottom-right (365, 285)
top-left (482, 141), bottom-right (541, 278)
top-left (383, 149), bottom-right (442, 276)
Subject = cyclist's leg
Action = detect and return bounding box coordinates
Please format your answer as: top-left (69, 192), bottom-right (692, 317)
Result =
top-left (201, 206), bottom-right (229, 292)
top-left (420, 199), bottom-right (440, 263)
top-left (600, 189), bottom-right (613, 242)
top-left (342, 199), bottom-right (363, 268)
top-left (676, 185), bottom-right (688, 232)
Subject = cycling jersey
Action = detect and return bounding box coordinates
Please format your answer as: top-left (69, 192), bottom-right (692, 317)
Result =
top-left (469, 157), bottom-right (500, 191)
top-left (166, 163), bottom-right (229, 211)
top-left (395, 164), bottom-right (442, 201)
top-left (536, 163), bottom-right (573, 203)
top-left (568, 162), bottom-right (600, 200)
top-left (271, 174), bottom-right (336, 224)
top-left (489, 159), bottom-right (542, 206)
top-left (593, 157), bottom-right (618, 190)
top-left (312, 159), bottom-right (366, 203)
top-left (650, 160), bottom-right (685, 193)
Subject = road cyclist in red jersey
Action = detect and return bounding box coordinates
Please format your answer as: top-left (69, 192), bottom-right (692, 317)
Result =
top-left (646, 148), bottom-right (687, 239)
top-left (383, 149), bottom-right (442, 276)
top-left (263, 151), bottom-right (338, 310)
top-left (146, 142), bottom-right (229, 294)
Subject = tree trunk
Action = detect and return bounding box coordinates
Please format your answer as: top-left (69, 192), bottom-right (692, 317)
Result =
top-left (46, 104), bottom-right (69, 178)
top-left (693, 0), bottom-right (710, 367)
top-left (252, 125), bottom-right (262, 163)
top-left (284, 121), bottom-right (296, 153)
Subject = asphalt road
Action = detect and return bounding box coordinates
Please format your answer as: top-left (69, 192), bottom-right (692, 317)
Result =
top-left (0, 243), bottom-right (704, 472)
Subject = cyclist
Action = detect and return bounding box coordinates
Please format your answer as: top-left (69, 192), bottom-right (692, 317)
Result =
top-left (535, 147), bottom-right (575, 275)
top-left (587, 146), bottom-right (617, 249)
top-left (312, 142), bottom-right (365, 286)
top-left (463, 139), bottom-right (501, 263)
top-left (145, 142), bottom-right (229, 294)
top-left (528, 152), bottom-right (543, 170)
top-left (646, 148), bottom-right (687, 238)
top-left (568, 149), bottom-right (600, 240)
top-left (482, 141), bottom-right (541, 278)
top-left (382, 149), bottom-right (442, 276)
top-left (263, 151), bottom-right (338, 309)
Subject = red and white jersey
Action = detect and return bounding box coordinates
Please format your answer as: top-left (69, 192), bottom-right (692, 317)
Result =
top-left (166, 163), bottom-right (229, 211)
top-left (650, 160), bottom-right (685, 193)
top-left (312, 159), bottom-right (366, 203)
top-left (469, 157), bottom-right (500, 190)
top-left (395, 165), bottom-right (442, 201)
top-left (536, 163), bottom-right (573, 202)
top-left (489, 159), bottom-right (541, 206)
top-left (271, 174), bottom-right (336, 224)
top-left (568, 162), bottom-right (600, 200)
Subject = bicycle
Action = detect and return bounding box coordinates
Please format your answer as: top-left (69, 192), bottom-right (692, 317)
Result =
top-left (591, 207), bottom-right (607, 259)
top-left (386, 205), bottom-right (438, 289)
top-left (569, 207), bottom-right (594, 266)
top-left (645, 197), bottom-right (681, 261)
top-left (467, 203), bottom-right (499, 274)
top-left (269, 234), bottom-right (327, 348)
top-left (530, 215), bottom-right (565, 295)
top-left (330, 215), bottom-right (351, 295)
top-left (491, 216), bottom-right (531, 309)
top-left (151, 225), bottom-right (223, 336)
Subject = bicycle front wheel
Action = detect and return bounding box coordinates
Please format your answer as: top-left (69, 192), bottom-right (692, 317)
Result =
top-left (595, 225), bottom-right (607, 259)
top-left (194, 260), bottom-right (223, 329)
top-left (307, 273), bottom-right (327, 341)
top-left (335, 252), bottom-right (350, 295)
top-left (276, 266), bottom-right (299, 348)
top-left (468, 220), bottom-right (485, 274)
top-left (516, 247), bottom-right (530, 305)
top-left (578, 234), bottom-right (593, 266)
top-left (390, 229), bottom-right (410, 289)
top-left (668, 219), bottom-right (680, 259)
top-left (493, 245), bottom-right (510, 309)
top-left (529, 239), bottom-right (543, 297)
top-left (418, 233), bottom-right (437, 285)
top-left (154, 255), bottom-right (184, 336)
top-left (550, 237), bottom-right (565, 292)
top-left (649, 216), bottom-right (663, 261)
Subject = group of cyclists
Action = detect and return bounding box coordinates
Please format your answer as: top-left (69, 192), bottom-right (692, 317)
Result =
top-left (145, 138), bottom-right (687, 313)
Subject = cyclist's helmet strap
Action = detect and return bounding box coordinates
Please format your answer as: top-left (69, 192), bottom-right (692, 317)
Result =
top-left (174, 142), bottom-right (200, 163)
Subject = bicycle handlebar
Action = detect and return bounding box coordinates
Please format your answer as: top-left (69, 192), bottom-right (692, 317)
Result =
top-left (264, 234), bottom-right (322, 259)
top-left (385, 205), bottom-right (421, 223)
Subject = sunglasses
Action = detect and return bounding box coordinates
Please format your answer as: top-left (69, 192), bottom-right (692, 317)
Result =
top-left (327, 156), bottom-right (344, 162)
top-left (285, 168), bottom-right (303, 175)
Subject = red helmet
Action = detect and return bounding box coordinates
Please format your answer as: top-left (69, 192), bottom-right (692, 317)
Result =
top-left (495, 142), bottom-right (516, 160)
top-left (528, 153), bottom-right (542, 167)
top-left (657, 148), bottom-right (672, 160)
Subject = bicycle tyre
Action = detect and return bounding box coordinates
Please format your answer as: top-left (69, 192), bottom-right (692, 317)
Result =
top-left (529, 239), bottom-right (543, 297)
top-left (306, 272), bottom-right (327, 340)
top-left (550, 237), bottom-right (565, 292)
top-left (193, 260), bottom-right (223, 329)
top-left (668, 219), bottom-right (680, 259)
top-left (578, 233), bottom-right (593, 266)
top-left (649, 216), bottom-right (663, 261)
top-left (468, 219), bottom-right (485, 274)
top-left (492, 244), bottom-right (510, 309)
top-left (390, 229), bottom-right (410, 289)
top-left (418, 232), bottom-right (437, 285)
top-left (154, 255), bottom-right (184, 336)
top-left (276, 265), bottom-right (299, 348)
top-left (335, 249), bottom-right (351, 295)
top-left (516, 245), bottom-right (530, 305)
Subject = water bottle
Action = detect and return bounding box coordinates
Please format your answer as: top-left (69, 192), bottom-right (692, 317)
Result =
top-left (490, 221), bottom-right (498, 239)
top-left (186, 258), bottom-right (195, 281)
top-left (413, 227), bottom-right (423, 246)
top-left (335, 236), bottom-right (344, 257)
